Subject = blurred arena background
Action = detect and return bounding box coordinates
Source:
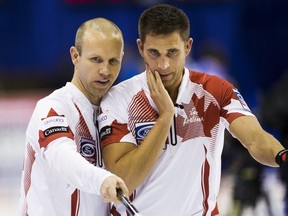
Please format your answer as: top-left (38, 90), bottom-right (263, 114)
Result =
top-left (1, 0), bottom-right (288, 215)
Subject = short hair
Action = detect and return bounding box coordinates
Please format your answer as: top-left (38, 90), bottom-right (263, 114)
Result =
top-left (138, 4), bottom-right (190, 43)
top-left (75, 18), bottom-right (123, 55)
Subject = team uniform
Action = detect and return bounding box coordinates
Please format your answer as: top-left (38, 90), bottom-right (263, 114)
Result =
top-left (98, 68), bottom-right (254, 216)
top-left (19, 82), bottom-right (112, 216)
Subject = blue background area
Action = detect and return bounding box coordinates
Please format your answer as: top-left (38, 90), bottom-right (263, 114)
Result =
top-left (1, 0), bottom-right (288, 109)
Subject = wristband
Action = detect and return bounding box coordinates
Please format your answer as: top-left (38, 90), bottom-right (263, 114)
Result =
top-left (275, 149), bottom-right (288, 167)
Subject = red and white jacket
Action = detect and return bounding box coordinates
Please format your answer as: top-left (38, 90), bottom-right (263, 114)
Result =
top-left (99, 68), bottom-right (254, 216)
top-left (20, 82), bottom-right (112, 216)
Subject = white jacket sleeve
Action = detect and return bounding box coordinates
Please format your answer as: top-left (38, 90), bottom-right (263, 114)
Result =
top-left (43, 137), bottom-right (113, 195)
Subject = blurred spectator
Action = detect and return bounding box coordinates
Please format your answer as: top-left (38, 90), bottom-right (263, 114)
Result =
top-left (225, 133), bottom-right (266, 216)
top-left (187, 40), bottom-right (235, 83)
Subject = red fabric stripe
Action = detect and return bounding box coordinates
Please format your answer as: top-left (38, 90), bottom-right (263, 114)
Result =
top-left (71, 189), bottom-right (79, 216)
top-left (101, 119), bottom-right (130, 148)
top-left (211, 203), bottom-right (219, 215)
top-left (128, 90), bottom-right (158, 138)
top-left (110, 205), bottom-right (121, 216)
top-left (38, 129), bottom-right (74, 148)
top-left (201, 146), bottom-right (211, 216)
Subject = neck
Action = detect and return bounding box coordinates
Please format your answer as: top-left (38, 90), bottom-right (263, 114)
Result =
top-left (166, 82), bottom-right (180, 104)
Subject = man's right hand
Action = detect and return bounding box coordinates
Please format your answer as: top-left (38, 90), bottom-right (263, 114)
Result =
top-left (146, 66), bottom-right (175, 118)
top-left (100, 175), bottom-right (129, 204)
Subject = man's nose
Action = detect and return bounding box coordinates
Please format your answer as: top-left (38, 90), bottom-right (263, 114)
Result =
top-left (157, 57), bottom-right (169, 70)
top-left (99, 63), bottom-right (110, 76)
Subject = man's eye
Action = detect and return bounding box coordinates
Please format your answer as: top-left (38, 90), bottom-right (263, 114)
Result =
top-left (91, 57), bottom-right (103, 63)
top-left (148, 50), bottom-right (159, 58)
top-left (109, 59), bottom-right (118, 65)
top-left (167, 50), bottom-right (178, 57)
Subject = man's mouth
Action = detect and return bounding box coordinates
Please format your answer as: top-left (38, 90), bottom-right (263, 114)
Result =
top-left (97, 80), bottom-right (109, 84)
top-left (159, 73), bottom-right (171, 80)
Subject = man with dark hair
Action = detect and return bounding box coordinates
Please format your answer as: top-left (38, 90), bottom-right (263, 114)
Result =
top-left (98, 4), bottom-right (286, 215)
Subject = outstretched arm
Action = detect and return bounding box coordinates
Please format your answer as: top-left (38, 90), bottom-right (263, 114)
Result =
top-left (229, 115), bottom-right (285, 167)
top-left (44, 137), bottom-right (128, 201)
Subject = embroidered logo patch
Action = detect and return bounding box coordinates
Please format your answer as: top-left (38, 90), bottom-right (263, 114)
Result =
top-left (233, 89), bottom-right (250, 111)
top-left (135, 122), bottom-right (155, 141)
top-left (43, 126), bottom-right (69, 137)
top-left (80, 138), bottom-right (96, 165)
top-left (41, 116), bottom-right (69, 137)
top-left (100, 126), bottom-right (112, 139)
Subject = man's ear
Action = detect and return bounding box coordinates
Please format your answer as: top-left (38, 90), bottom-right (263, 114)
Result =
top-left (185, 38), bottom-right (193, 56)
top-left (70, 46), bottom-right (79, 64)
top-left (136, 39), bottom-right (144, 57)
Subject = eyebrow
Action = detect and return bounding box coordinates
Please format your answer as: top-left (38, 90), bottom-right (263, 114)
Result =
top-left (147, 48), bottom-right (158, 52)
top-left (147, 48), bottom-right (178, 52)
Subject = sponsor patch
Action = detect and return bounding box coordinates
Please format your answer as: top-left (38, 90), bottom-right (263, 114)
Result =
top-left (233, 89), bottom-right (250, 111)
top-left (135, 122), bottom-right (155, 141)
top-left (100, 126), bottom-right (112, 139)
top-left (41, 116), bottom-right (68, 131)
top-left (43, 126), bottom-right (69, 137)
top-left (98, 115), bottom-right (108, 124)
top-left (80, 138), bottom-right (96, 165)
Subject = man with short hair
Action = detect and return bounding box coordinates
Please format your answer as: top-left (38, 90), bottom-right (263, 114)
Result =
top-left (98, 4), bottom-right (286, 216)
top-left (19, 17), bottom-right (128, 216)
